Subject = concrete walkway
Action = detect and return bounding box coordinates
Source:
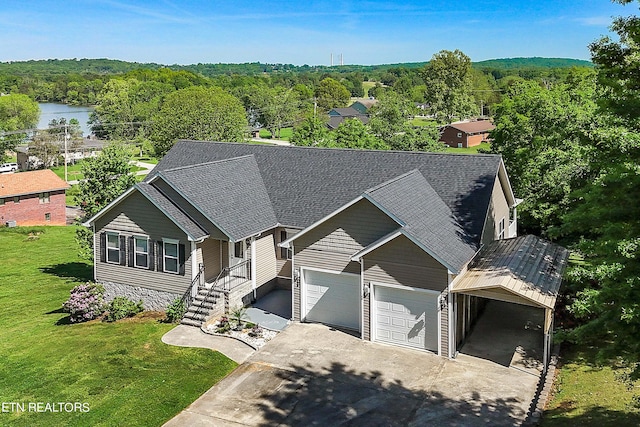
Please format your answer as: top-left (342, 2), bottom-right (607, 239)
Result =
top-left (161, 325), bottom-right (255, 364)
top-left (250, 137), bottom-right (291, 146)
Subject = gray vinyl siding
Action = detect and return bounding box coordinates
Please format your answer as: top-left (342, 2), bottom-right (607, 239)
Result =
top-left (255, 232), bottom-right (277, 287)
top-left (152, 179), bottom-right (227, 240)
top-left (482, 176), bottom-right (510, 245)
top-left (198, 238), bottom-right (222, 282)
top-left (94, 190), bottom-right (192, 295)
top-left (294, 199), bottom-right (398, 274)
top-left (293, 268), bottom-right (301, 321)
top-left (362, 235), bottom-right (448, 292)
top-left (440, 290), bottom-right (449, 357)
top-left (275, 226), bottom-right (294, 278)
top-left (363, 293), bottom-right (370, 340)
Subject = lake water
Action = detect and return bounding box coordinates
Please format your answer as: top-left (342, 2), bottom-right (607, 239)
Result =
top-left (38, 103), bottom-right (94, 137)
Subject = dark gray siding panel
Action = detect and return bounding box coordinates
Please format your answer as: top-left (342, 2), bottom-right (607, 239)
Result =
top-left (296, 199), bottom-right (399, 256)
top-left (94, 190), bottom-right (192, 294)
top-left (363, 235), bottom-right (448, 292)
top-left (295, 199), bottom-right (396, 275)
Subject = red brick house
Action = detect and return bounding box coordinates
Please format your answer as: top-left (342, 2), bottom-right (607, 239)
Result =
top-left (440, 120), bottom-right (495, 148)
top-left (0, 170), bottom-right (69, 226)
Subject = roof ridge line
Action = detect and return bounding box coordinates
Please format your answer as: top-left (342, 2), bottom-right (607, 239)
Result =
top-left (160, 154), bottom-right (256, 173)
top-left (364, 169), bottom-right (423, 193)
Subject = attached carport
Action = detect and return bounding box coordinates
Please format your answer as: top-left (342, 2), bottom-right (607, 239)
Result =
top-left (450, 235), bottom-right (569, 372)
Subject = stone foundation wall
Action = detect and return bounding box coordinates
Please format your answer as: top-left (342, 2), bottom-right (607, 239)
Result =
top-left (99, 281), bottom-right (180, 311)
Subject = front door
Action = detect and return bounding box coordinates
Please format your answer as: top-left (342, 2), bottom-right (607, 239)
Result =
top-left (230, 240), bottom-right (246, 267)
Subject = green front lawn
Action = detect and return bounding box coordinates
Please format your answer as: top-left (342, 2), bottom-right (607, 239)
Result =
top-left (0, 226), bottom-right (237, 426)
top-left (258, 127), bottom-right (292, 140)
top-left (445, 142), bottom-right (491, 154)
top-left (542, 344), bottom-right (640, 427)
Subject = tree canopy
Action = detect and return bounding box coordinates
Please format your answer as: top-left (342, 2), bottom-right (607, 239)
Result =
top-left (151, 86), bottom-right (248, 156)
top-left (0, 94), bottom-right (39, 158)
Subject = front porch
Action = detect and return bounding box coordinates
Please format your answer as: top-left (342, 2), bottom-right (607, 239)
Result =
top-left (181, 237), bottom-right (255, 327)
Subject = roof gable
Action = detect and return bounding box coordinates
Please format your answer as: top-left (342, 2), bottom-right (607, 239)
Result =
top-left (157, 155), bottom-right (278, 241)
top-left (363, 170), bottom-right (478, 272)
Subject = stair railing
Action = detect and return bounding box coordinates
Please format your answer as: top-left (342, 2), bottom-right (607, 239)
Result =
top-left (180, 263), bottom-right (205, 314)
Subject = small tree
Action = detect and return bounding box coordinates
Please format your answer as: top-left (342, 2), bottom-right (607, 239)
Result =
top-left (75, 143), bottom-right (137, 259)
top-left (62, 283), bottom-right (105, 323)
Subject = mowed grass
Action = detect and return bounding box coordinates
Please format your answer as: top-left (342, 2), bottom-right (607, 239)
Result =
top-left (542, 344), bottom-right (640, 427)
top-left (0, 226), bottom-right (237, 427)
top-left (258, 127), bottom-right (293, 140)
top-left (445, 142), bottom-right (491, 154)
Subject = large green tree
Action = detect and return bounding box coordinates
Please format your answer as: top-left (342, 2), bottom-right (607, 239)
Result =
top-left (290, 115), bottom-right (331, 147)
top-left (560, 0), bottom-right (640, 382)
top-left (151, 86), bottom-right (248, 156)
top-left (76, 143), bottom-right (137, 259)
top-left (330, 119), bottom-right (387, 150)
top-left (490, 72), bottom-right (598, 236)
top-left (249, 85), bottom-right (299, 138)
top-left (422, 49), bottom-right (477, 123)
top-left (314, 78), bottom-right (351, 112)
top-left (0, 94), bottom-right (39, 158)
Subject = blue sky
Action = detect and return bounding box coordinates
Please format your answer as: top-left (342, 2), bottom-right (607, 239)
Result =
top-left (0, 0), bottom-right (636, 65)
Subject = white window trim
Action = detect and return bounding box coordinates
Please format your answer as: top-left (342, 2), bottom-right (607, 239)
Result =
top-left (106, 232), bottom-right (120, 264)
top-left (134, 235), bottom-right (149, 269)
top-left (39, 192), bottom-right (50, 204)
top-left (498, 217), bottom-right (505, 240)
top-left (163, 238), bottom-right (180, 274)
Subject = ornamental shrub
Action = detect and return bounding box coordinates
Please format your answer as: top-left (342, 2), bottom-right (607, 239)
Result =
top-left (62, 283), bottom-right (105, 323)
top-left (165, 298), bottom-right (186, 323)
top-left (104, 296), bottom-right (144, 322)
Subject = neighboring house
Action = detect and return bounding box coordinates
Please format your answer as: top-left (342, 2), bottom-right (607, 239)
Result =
top-left (16, 139), bottom-right (105, 170)
top-left (0, 169), bottom-right (69, 226)
top-left (327, 106), bottom-right (370, 129)
top-left (350, 98), bottom-right (378, 114)
top-left (440, 120), bottom-right (496, 148)
top-left (85, 141), bottom-right (567, 367)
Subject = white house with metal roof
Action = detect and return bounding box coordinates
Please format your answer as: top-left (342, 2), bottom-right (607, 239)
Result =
top-left (84, 140), bottom-right (568, 367)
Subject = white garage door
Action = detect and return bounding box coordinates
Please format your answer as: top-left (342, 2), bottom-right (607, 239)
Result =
top-left (374, 285), bottom-right (439, 351)
top-left (303, 269), bottom-right (360, 331)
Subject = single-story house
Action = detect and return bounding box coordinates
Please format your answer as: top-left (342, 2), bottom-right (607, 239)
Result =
top-left (84, 141), bottom-right (567, 367)
top-left (16, 139), bottom-right (106, 170)
top-left (350, 98), bottom-right (378, 114)
top-left (440, 120), bottom-right (496, 148)
top-left (0, 169), bottom-right (69, 226)
top-left (327, 107), bottom-right (370, 130)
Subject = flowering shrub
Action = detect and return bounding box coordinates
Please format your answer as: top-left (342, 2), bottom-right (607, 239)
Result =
top-left (248, 324), bottom-right (263, 338)
top-left (104, 296), bottom-right (144, 322)
top-left (62, 283), bottom-right (105, 323)
top-left (216, 316), bottom-right (231, 334)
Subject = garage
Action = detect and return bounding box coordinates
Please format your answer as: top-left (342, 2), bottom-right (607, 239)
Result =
top-left (373, 285), bottom-right (439, 352)
top-left (302, 269), bottom-right (360, 331)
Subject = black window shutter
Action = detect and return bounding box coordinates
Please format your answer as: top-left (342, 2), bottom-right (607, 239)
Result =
top-left (119, 235), bottom-right (127, 266)
top-left (179, 244), bottom-right (186, 276)
top-left (157, 242), bottom-right (164, 272)
top-left (99, 232), bottom-right (106, 263)
top-left (128, 236), bottom-right (134, 267)
top-left (148, 240), bottom-right (155, 271)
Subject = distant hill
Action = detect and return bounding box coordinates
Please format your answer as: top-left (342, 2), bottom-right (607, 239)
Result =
top-left (0, 57), bottom-right (593, 78)
top-left (474, 57), bottom-right (593, 69)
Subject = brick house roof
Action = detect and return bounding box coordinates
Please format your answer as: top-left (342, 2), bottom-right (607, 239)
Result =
top-left (0, 170), bottom-right (69, 198)
top-left (447, 121), bottom-right (495, 134)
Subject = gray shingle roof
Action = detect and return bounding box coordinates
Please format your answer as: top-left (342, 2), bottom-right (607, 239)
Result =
top-left (364, 170), bottom-right (477, 272)
top-left (157, 156), bottom-right (278, 241)
top-left (136, 182), bottom-right (209, 241)
top-left (151, 141), bottom-right (501, 249)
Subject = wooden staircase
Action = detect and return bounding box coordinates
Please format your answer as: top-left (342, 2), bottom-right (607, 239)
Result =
top-left (181, 286), bottom-right (222, 327)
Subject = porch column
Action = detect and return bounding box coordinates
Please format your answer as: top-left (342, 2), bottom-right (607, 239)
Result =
top-left (543, 308), bottom-right (553, 374)
top-left (190, 241), bottom-right (198, 298)
top-left (251, 236), bottom-right (257, 299)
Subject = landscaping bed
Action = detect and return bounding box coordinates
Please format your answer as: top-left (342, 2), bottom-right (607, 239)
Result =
top-left (203, 315), bottom-right (278, 349)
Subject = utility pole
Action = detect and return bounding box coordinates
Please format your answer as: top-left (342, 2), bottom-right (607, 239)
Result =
top-left (64, 123), bottom-right (69, 183)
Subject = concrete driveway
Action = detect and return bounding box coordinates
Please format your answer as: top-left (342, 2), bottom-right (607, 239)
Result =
top-left (165, 321), bottom-right (540, 426)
